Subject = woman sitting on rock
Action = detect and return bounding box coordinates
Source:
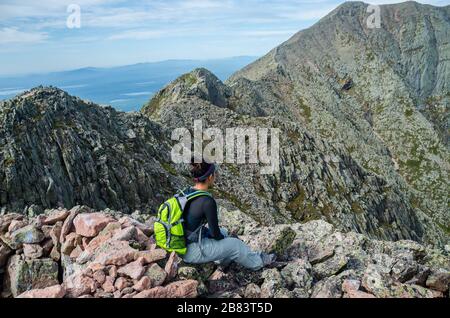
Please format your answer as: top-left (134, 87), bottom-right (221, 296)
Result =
top-left (181, 158), bottom-right (276, 270)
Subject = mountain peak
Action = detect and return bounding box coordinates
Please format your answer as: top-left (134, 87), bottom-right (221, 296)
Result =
top-left (141, 68), bottom-right (231, 118)
top-left (16, 86), bottom-right (67, 101)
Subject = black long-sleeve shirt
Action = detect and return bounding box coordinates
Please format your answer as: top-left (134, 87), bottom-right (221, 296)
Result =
top-left (183, 189), bottom-right (224, 241)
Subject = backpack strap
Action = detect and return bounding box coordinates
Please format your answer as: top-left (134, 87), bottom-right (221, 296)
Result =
top-left (175, 190), bottom-right (211, 211)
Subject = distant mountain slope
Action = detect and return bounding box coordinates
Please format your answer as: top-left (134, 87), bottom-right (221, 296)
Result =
top-left (0, 57), bottom-right (257, 112)
top-left (227, 1), bottom-right (449, 234)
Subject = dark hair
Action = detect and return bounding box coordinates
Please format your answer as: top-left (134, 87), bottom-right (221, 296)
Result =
top-left (190, 157), bottom-right (215, 182)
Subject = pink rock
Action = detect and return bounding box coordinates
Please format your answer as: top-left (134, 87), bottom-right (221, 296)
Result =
top-left (0, 213), bottom-right (24, 232)
top-left (23, 244), bottom-right (43, 259)
top-left (117, 257), bottom-right (146, 280)
top-left (138, 249), bottom-right (167, 264)
top-left (342, 279), bottom-right (361, 293)
top-left (133, 286), bottom-right (168, 298)
top-left (17, 285), bottom-right (66, 298)
top-left (344, 289), bottom-right (377, 298)
top-left (102, 276), bottom-right (116, 293)
top-left (44, 210), bottom-right (70, 225)
top-left (33, 215), bottom-right (47, 228)
top-left (430, 290), bottom-right (444, 298)
top-left (133, 276), bottom-right (152, 292)
top-left (64, 273), bottom-right (96, 298)
top-left (112, 226), bottom-right (137, 241)
top-left (119, 216), bottom-right (154, 236)
top-left (135, 228), bottom-right (150, 245)
top-left (61, 232), bottom-right (81, 255)
top-left (70, 245), bottom-right (83, 259)
top-left (109, 265), bottom-right (118, 279)
top-left (84, 232), bottom-right (113, 253)
top-left (93, 270), bottom-right (106, 285)
top-left (165, 280), bottom-right (198, 298)
top-left (87, 263), bottom-right (105, 272)
top-left (8, 220), bottom-right (28, 233)
top-left (60, 206), bottom-right (85, 243)
top-left (73, 213), bottom-right (114, 238)
top-left (49, 222), bottom-right (62, 248)
top-left (98, 222), bottom-right (122, 237)
top-left (114, 277), bottom-right (132, 291)
top-left (49, 246), bottom-right (60, 262)
top-left (40, 225), bottom-right (53, 239)
top-left (92, 240), bottom-right (138, 266)
top-left (82, 237), bottom-right (91, 250)
top-left (164, 252), bottom-right (181, 281)
top-left (145, 263), bottom-right (167, 287)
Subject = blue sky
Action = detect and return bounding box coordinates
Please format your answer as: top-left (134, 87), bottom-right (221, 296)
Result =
top-left (0, 0), bottom-right (448, 76)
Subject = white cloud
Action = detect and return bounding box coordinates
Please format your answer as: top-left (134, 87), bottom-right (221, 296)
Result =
top-left (122, 91), bottom-right (152, 96)
top-left (241, 30), bottom-right (298, 37)
top-left (108, 29), bottom-right (167, 40)
top-left (0, 88), bottom-right (28, 96)
top-left (0, 28), bottom-right (48, 44)
top-left (278, 6), bottom-right (338, 21)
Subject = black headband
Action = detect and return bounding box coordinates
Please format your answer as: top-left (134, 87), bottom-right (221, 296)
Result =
top-left (193, 164), bottom-right (216, 182)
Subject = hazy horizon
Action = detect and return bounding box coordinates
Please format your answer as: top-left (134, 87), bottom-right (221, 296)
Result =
top-left (0, 55), bottom-right (259, 78)
top-left (0, 56), bottom-right (257, 111)
top-left (1, 0), bottom-right (448, 77)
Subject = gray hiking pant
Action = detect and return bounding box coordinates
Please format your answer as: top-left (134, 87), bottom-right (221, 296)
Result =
top-left (182, 228), bottom-right (264, 271)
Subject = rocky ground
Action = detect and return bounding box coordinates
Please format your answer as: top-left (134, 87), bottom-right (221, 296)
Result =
top-left (0, 206), bottom-right (448, 298)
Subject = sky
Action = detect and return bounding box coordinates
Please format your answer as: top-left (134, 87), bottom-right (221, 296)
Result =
top-left (0, 0), bottom-right (448, 76)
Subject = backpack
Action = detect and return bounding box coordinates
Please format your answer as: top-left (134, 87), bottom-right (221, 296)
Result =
top-left (154, 189), bottom-right (211, 255)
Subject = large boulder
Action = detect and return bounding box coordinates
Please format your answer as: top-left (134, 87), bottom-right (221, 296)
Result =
top-left (4, 255), bottom-right (59, 297)
top-left (10, 225), bottom-right (45, 247)
top-left (133, 280), bottom-right (198, 298)
top-left (79, 240), bottom-right (138, 266)
top-left (218, 205), bottom-right (258, 235)
top-left (145, 263), bottom-right (167, 287)
top-left (43, 209), bottom-right (70, 225)
top-left (17, 285), bottom-right (66, 298)
top-left (73, 213), bottom-right (114, 238)
top-left (241, 225), bottom-right (296, 255)
top-left (426, 269), bottom-right (450, 293)
top-left (280, 259), bottom-right (313, 297)
top-left (117, 257), bottom-right (146, 280)
top-left (361, 264), bottom-right (394, 298)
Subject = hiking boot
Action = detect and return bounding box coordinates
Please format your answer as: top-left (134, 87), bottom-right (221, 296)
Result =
top-left (261, 253), bottom-right (277, 267)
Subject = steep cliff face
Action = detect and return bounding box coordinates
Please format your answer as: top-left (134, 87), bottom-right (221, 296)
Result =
top-left (0, 87), bottom-right (185, 214)
top-left (225, 2), bottom-right (449, 240)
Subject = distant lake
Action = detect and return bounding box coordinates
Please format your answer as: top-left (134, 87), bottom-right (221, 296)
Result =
top-left (0, 57), bottom-right (256, 112)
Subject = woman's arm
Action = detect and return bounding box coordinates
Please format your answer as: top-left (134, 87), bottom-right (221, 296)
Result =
top-left (202, 197), bottom-right (225, 240)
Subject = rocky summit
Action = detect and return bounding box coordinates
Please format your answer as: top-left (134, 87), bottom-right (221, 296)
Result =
top-left (0, 1), bottom-right (449, 298)
top-left (0, 206), bottom-right (448, 298)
